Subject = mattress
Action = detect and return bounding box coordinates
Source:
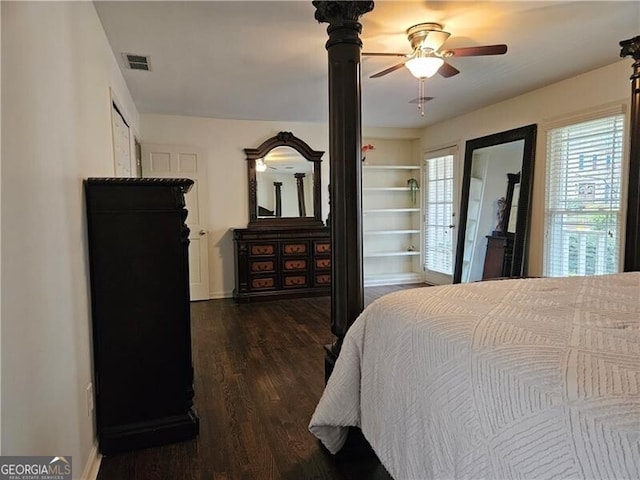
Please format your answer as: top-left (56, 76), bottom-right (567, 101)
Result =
top-left (309, 273), bottom-right (640, 480)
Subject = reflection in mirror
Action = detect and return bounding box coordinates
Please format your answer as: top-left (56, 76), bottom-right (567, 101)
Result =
top-left (507, 184), bottom-right (520, 233)
top-left (454, 124), bottom-right (537, 283)
top-left (256, 146), bottom-right (315, 218)
top-left (244, 131), bottom-right (324, 228)
top-left (461, 141), bottom-right (524, 282)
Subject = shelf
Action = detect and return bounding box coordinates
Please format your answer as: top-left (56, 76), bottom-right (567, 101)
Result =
top-left (362, 141), bottom-right (423, 287)
top-left (364, 272), bottom-right (425, 287)
top-left (363, 165), bottom-right (420, 170)
top-left (364, 251), bottom-right (421, 257)
top-left (363, 187), bottom-right (416, 191)
top-left (364, 229), bottom-right (420, 235)
top-left (364, 208), bottom-right (420, 213)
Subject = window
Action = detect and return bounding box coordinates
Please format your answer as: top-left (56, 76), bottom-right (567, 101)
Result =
top-left (544, 112), bottom-right (625, 277)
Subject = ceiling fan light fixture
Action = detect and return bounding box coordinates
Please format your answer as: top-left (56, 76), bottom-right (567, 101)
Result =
top-left (255, 158), bottom-right (267, 172)
top-left (421, 30), bottom-right (451, 52)
top-left (405, 55), bottom-right (444, 79)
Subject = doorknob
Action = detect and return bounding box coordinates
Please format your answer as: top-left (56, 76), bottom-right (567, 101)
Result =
top-left (448, 224), bottom-right (456, 229)
top-left (199, 230), bottom-right (207, 236)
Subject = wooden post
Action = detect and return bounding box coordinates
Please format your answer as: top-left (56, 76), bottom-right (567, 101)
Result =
top-left (273, 182), bottom-right (283, 217)
top-left (313, 1), bottom-right (374, 380)
top-left (294, 173), bottom-right (307, 216)
top-left (620, 36), bottom-right (640, 272)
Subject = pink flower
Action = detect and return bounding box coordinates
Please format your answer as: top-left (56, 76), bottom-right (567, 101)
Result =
top-left (362, 144), bottom-right (375, 153)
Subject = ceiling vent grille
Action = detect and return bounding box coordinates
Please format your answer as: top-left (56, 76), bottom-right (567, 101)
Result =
top-left (122, 53), bottom-right (151, 71)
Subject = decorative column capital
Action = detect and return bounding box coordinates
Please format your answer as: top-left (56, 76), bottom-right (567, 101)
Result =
top-left (620, 36), bottom-right (640, 61)
top-left (313, 1), bottom-right (374, 47)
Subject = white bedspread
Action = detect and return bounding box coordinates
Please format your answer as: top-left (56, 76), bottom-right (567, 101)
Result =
top-left (309, 273), bottom-right (640, 480)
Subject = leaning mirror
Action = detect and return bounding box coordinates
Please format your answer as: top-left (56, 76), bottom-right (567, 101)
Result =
top-left (244, 131), bottom-right (324, 228)
top-left (453, 124), bottom-right (537, 283)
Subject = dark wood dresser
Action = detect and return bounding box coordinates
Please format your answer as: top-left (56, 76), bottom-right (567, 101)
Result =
top-left (482, 233), bottom-right (515, 280)
top-left (233, 226), bottom-right (331, 302)
top-left (85, 178), bottom-right (199, 454)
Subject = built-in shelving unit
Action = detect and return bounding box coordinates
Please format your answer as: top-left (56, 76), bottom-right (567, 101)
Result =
top-left (362, 138), bottom-right (424, 286)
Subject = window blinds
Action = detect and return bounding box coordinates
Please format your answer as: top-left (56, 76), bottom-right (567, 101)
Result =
top-left (424, 152), bottom-right (454, 275)
top-left (544, 113), bottom-right (624, 277)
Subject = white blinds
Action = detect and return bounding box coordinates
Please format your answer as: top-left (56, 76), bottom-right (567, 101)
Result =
top-left (544, 113), bottom-right (624, 277)
top-left (424, 153), bottom-right (454, 275)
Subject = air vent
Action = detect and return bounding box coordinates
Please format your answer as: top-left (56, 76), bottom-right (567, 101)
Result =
top-left (122, 53), bottom-right (151, 71)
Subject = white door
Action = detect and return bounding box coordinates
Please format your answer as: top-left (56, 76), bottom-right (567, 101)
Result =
top-left (423, 149), bottom-right (456, 285)
top-left (141, 144), bottom-right (210, 301)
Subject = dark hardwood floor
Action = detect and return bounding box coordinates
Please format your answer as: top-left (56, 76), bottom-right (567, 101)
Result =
top-left (96, 284), bottom-right (428, 480)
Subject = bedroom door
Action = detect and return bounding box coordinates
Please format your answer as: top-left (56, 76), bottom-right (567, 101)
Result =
top-left (423, 149), bottom-right (456, 285)
top-left (141, 144), bottom-right (210, 301)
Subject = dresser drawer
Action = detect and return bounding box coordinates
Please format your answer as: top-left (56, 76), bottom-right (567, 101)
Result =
top-left (283, 258), bottom-right (308, 271)
top-left (314, 241), bottom-right (331, 254)
top-left (315, 257), bottom-right (331, 270)
top-left (283, 274), bottom-right (308, 288)
top-left (250, 260), bottom-right (276, 273)
top-left (282, 242), bottom-right (308, 256)
top-left (250, 276), bottom-right (276, 290)
top-left (250, 243), bottom-right (276, 256)
top-left (315, 273), bottom-right (331, 285)
top-left (233, 226), bottom-right (331, 302)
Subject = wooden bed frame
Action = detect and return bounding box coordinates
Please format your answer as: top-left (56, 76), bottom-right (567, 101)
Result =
top-left (313, 1), bottom-right (640, 374)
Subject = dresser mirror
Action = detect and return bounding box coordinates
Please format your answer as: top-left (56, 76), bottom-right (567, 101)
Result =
top-left (245, 132), bottom-right (324, 228)
top-left (453, 124), bottom-right (537, 283)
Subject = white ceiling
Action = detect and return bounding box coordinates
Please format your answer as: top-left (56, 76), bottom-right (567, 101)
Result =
top-left (94, 1), bottom-right (639, 129)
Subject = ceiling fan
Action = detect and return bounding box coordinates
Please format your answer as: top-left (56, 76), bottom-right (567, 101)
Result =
top-left (364, 23), bottom-right (508, 80)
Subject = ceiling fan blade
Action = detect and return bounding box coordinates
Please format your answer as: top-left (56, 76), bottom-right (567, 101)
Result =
top-left (438, 62), bottom-right (460, 78)
top-left (408, 96), bottom-right (434, 104)
top-left (447, 44), bottom-right (507, 57)
top-left (363, 52), bottom-right (408, 57)
top-left (370, 62), bottom-right (406, 78)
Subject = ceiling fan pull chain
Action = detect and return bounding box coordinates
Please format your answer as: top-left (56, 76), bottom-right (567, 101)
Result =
top-left (418, 77), bottom-right (426, 116)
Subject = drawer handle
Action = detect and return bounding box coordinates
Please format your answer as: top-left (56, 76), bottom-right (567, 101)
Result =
top-left (285, 260), bottom-right (306, 270)
top-left (252, 261), bottom-right (273, 272)
top-left (316, 259), bottom-right (331, 268)
top-left (285, 244), bottom-right (306, 254)
top-left (252, 245), bottom-right (274, 255)
top-left (316, 243), bottom-right (330, 253)
top-left (252, 278), bottom-right (274, 288)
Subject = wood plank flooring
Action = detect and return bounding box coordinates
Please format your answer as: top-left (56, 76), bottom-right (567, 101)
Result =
top-left (96, 284), bottom-right (428, 480)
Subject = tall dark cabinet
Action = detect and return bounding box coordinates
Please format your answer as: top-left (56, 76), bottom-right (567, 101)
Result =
top-left (85, 178), bottom-right (199, 454)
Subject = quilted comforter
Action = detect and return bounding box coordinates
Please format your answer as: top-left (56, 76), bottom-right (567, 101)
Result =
top-left (309, 273), bottom-right (640, 480)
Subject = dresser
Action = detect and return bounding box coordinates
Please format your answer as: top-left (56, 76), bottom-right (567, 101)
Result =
top-left (233, 226), bottom-right (331, 302)
top-left (482, 234), bottom-right (514, 279)
top-left (85, 178), bottom-right (199, 454)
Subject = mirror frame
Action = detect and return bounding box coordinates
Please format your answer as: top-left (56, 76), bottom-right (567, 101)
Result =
top-left (244, 131), bottom-right (324, 229)
top-left (453, 124), bottom-right (537, 283)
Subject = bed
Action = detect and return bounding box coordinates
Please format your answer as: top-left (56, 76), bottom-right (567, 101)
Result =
top-left (309, 274), bottom-right (640, 479)
top-left (310, 5), bottom-right (640, 478)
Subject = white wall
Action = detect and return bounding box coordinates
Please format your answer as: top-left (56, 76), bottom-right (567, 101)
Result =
top-left (141, 114), bottom-right (420, 298)
top-left (0, 2), bottom-right (3, 453)
top-left (1, 1), bottom-right (138, 476)
top-left (422, 60), bottom-right (631, 276)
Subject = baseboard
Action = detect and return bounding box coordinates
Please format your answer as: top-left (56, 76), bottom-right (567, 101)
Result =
top-left (80, 442), bottom-right (101, 480)
top-left (208, 290), bottom-right (232, 299)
